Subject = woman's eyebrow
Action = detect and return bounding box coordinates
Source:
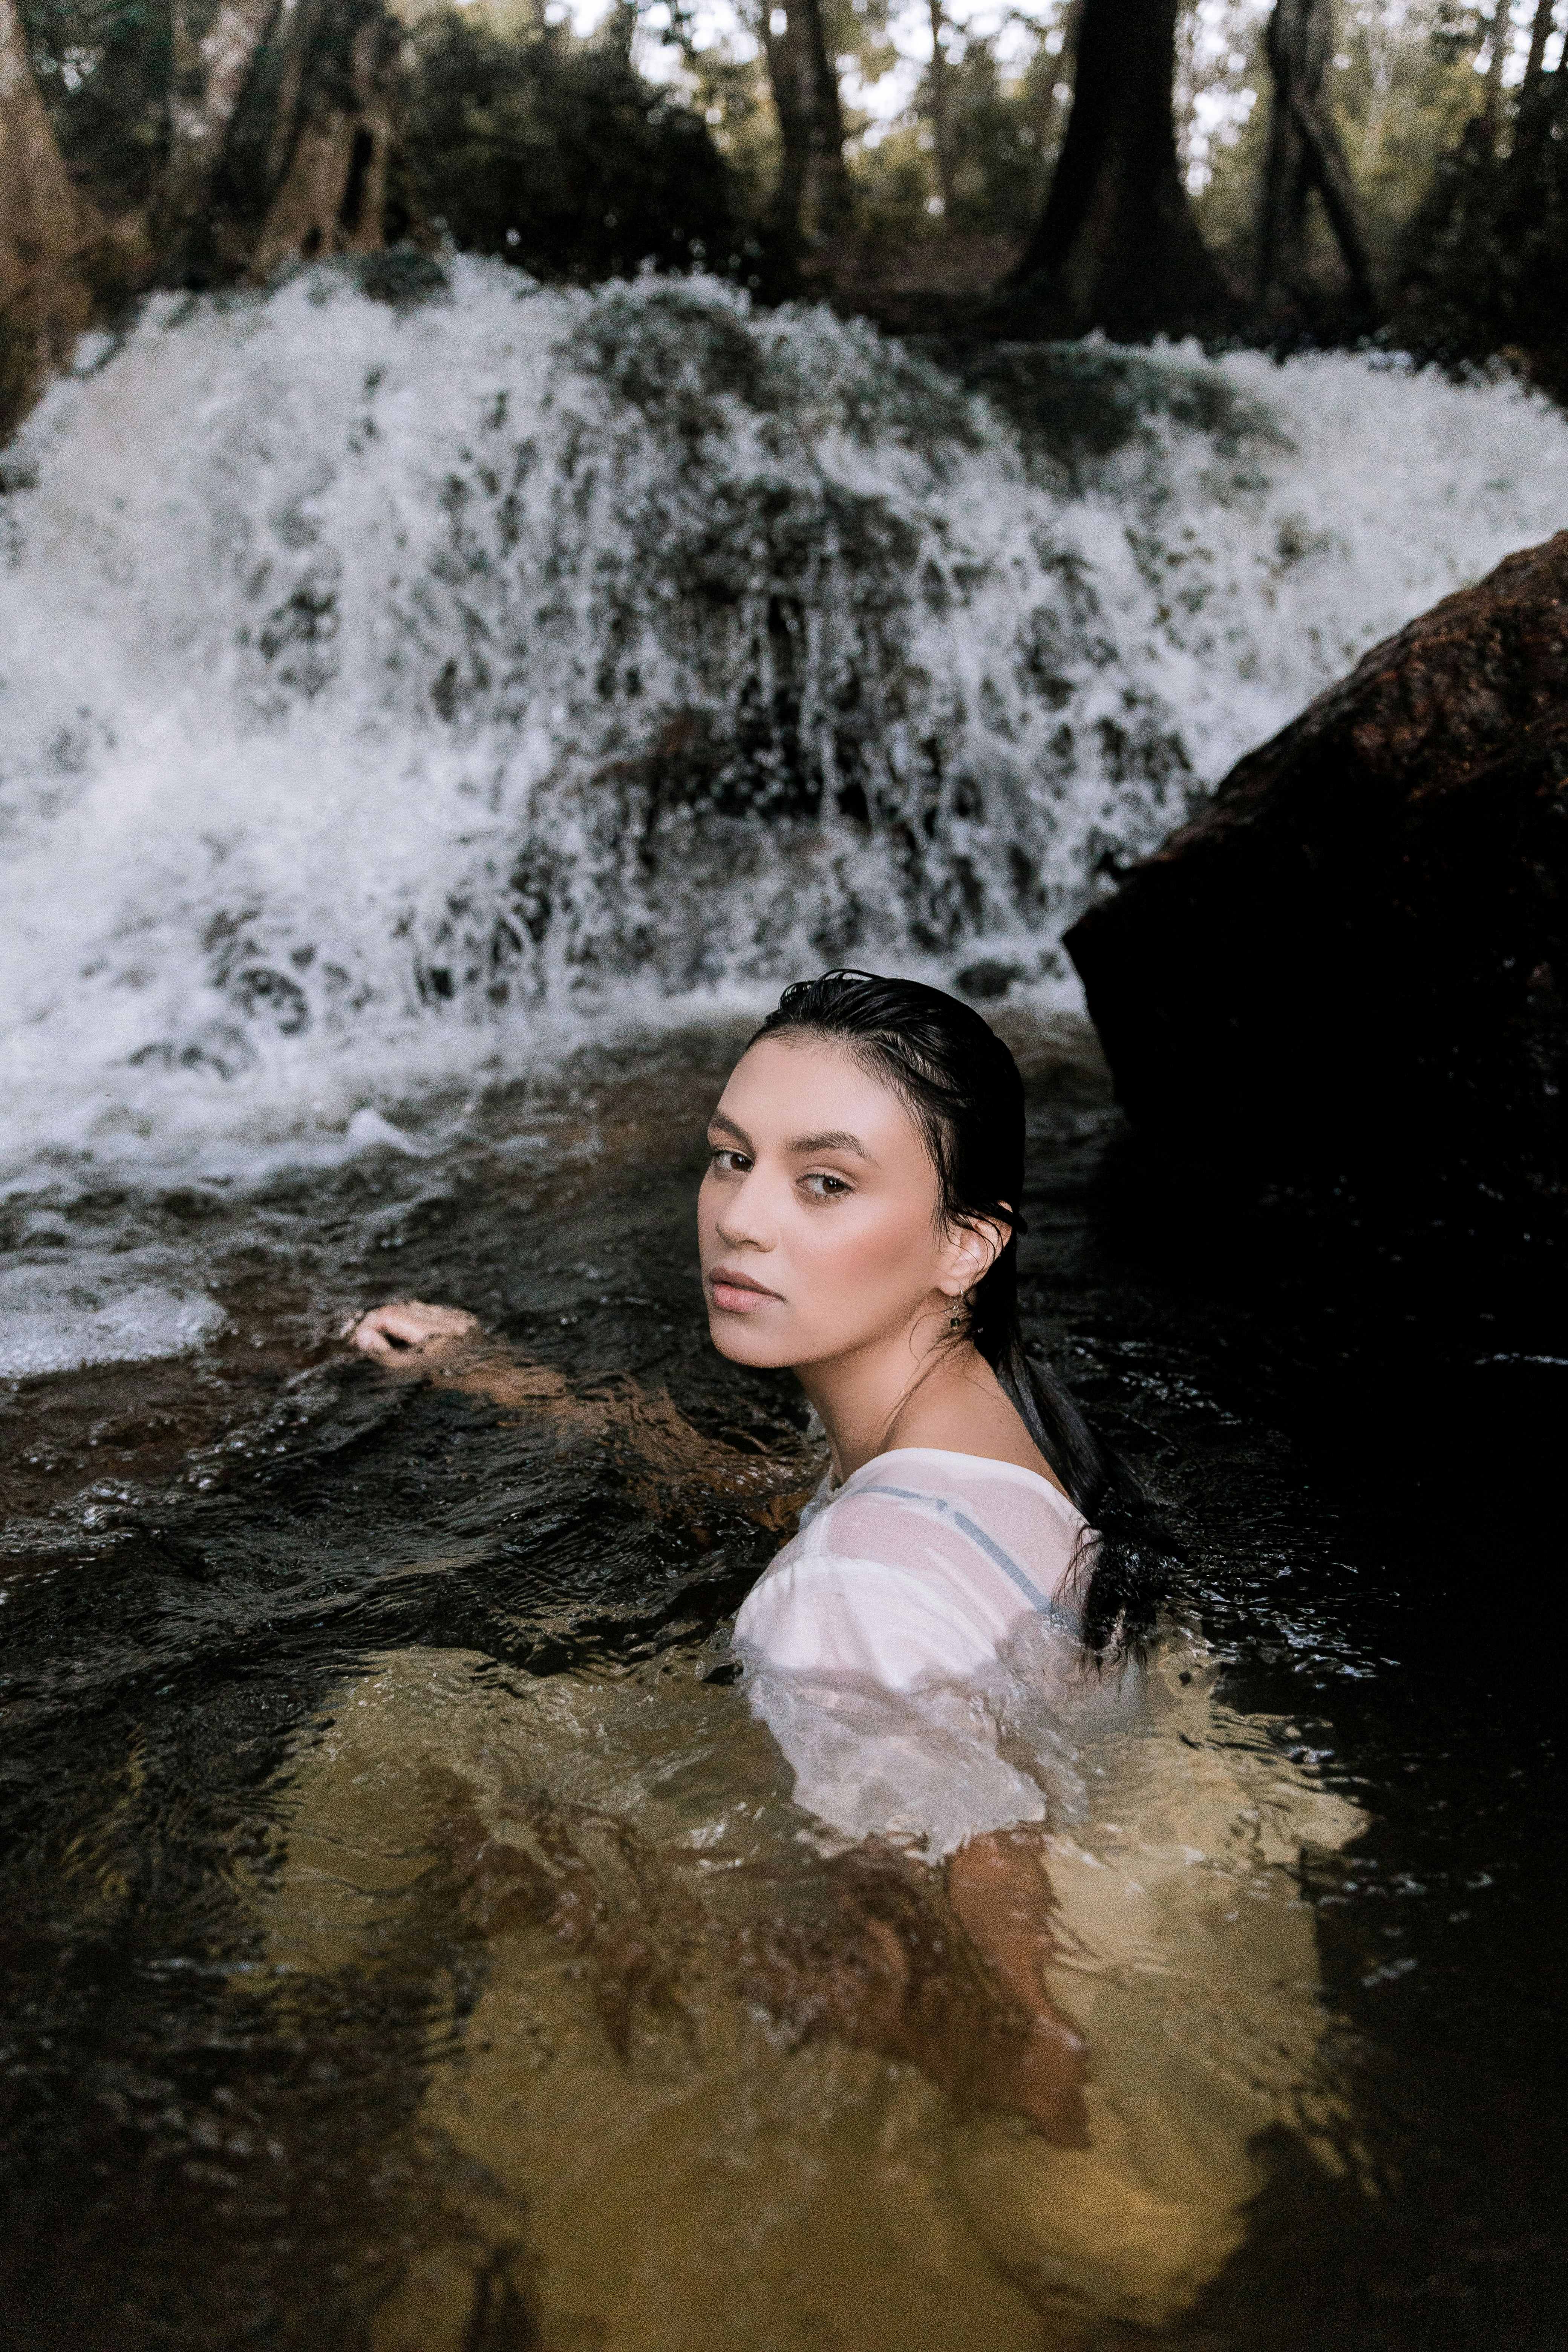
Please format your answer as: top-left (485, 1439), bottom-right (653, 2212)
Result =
top-left (707, 1108), bottom-right (754, 1149)
top-left (707, 1111), bottom-right (876, 1162)
top-left (789, 1130), bottom-right (876, 1161)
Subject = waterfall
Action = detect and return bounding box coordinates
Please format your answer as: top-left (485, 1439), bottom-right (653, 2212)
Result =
top-left (3, 255), bottom-right (1566, 1169)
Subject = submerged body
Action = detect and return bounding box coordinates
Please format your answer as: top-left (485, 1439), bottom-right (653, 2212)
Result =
top-left (337, 975), bottom-right (1362, 2329)
top-left (737, 1449), bottom-right (1089, 1857)
top-left (248, 1617), bottom-right (1360, 2346)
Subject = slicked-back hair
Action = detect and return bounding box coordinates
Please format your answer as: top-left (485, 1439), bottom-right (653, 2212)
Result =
top-left (748, 969), bottom-right (1176, 1661)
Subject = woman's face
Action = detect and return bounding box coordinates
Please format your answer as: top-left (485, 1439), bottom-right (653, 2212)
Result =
top-left (697, 1034), bottom-right (977, 1372)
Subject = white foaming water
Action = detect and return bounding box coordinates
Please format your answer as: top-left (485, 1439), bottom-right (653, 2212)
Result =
top-left (2, 259), bottom-right (1566, 1184)
top-left (0, 1255), bottom-right (224, 1376)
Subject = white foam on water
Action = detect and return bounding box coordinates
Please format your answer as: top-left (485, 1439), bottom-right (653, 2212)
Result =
top-left (0, 1255), bottom-right (225, 1376)
top-left (1, 261), bottom-right (1565, 1183)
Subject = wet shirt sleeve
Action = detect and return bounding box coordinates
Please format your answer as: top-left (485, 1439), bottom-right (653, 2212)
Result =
top-left (733, 1478), bottom-right (1078, 1857)
top-left (735, 1545), bottom-right (1004, 1694)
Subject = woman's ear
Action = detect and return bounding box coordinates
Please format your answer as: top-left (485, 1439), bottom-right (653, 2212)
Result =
top-left (940, 1217), bottom-right (1006, 1297)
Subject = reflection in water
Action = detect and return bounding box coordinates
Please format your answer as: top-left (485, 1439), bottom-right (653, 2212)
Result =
top-left (245, 1626), bottom-right (1360, 2347)
top-left (2, 1014), bottom-right (1556, 2350)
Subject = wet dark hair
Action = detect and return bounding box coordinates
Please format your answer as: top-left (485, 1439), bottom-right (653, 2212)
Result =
top-left (747, 968), bottom-right (1176, 1663)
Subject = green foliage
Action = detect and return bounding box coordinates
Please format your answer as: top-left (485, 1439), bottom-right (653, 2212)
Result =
top-left (402, 11), bottom-right (749, 284)
top-left (1395, 76), bottom-right (1568, 394)
top-left (1325, 2), bottom-right (1487, 267)
top-left (1181, 0), bottom-right (1568, 392)
top-left (822, 0), bottom-right (901, 104)
top-left (845, 10), bottom-right (1068, 248)
top-left (11, 0), bottom-right (1568, 408)
top-left (849, 125), bottom-right (935, 244)
top-left (634, 29), bottom-right (782, 255)
top-left (1186, 0), bottom-right (1506, 297)
top-left (921, 29), bottom-right (1059, 236)
top-left (18, 0), bottom-right (172, 214)
top-left (1186, 15), bottom-right (1269, 289)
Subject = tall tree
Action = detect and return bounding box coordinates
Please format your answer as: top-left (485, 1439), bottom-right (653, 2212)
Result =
top-left (1479, 0), bottom-right (1510, 138)
top-left (763, 0), bottom-right (852, 248)
top-left (243, 0), bottom-right (403, 282)
top-left (1523, 0), bottom-right (1559, 87)
top-left (1, 0), bottom-right (409, 432)
top-left (152, 0), bottom-right (406, 283)
top-left (1008, 0), bottom-right (1227, 339)
top-left (0, 0), bottom-right (108, 425)
top-left (157, 0), bottom-right (284, 274)
top-left (926, 0), bottom-right (955, 218)
top-left (1395, 21), bottom-right (1568, 398)
top-left (1257, 0), bottom-right (1374, 314)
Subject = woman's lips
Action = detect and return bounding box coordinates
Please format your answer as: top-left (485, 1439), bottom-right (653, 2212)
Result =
top-left (709, 1266), bottom-right (782, 1314)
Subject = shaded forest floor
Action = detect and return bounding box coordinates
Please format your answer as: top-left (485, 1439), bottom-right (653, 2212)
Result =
top-left (805, 233), bottom-right (1032, 339)
top-left (781, 231), bottom-right (1385, 361)
top-left (793, 226), bottom-right (1568, 407)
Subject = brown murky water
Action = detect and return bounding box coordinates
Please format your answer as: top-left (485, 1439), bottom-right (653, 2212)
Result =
top-left (0, 1015), bottom-right (1561, 2352)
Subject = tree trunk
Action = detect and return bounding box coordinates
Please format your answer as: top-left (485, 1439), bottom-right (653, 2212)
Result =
top-left (927, 0), bottom-right (955, 219)
top-left (1523, 0), bottom-right (1557, 88)
top-left (1008, 0), bottom-right (1227, 340)
top-left (0, 0), bottom-right (110, 428)
top-left (1258, 0), bottom-right (1374, 312)
top-left (157, 0), bottom-right (406, 285)
top-left (248, 4), bottom-right (401, 279)
top-left (765, 0), bottom-right (852, 247)
top-left (1035, 0), bottom-right (1084, 168)
top-left (159, 0), bottom-right (285, 280)
top-left (1480, 0), bottom-right (1510, 136)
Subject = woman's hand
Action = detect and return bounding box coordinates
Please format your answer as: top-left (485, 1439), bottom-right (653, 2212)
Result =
top-left (343, 1300), bottom-right (819, 1529)
top-left (348, 1300), bottom-right (479, 1360)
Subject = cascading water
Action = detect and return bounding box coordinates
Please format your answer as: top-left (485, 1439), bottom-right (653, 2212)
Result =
top-left (5, 264), bottom-right (1566, 2352)
top-left (2, 257), bottom-right (1565, 1375)
top-left (3, 257), bottom-right (1567, 1179)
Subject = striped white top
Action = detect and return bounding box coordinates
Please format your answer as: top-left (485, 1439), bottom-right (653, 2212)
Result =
top-left (734, 1448), bottom-right (1094, 1856)
top-left (735, 1446), bottom-right (1088, 1691)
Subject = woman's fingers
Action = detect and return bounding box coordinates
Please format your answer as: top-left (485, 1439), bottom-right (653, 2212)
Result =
top-left (349, 1300), bottom-right (479, 1358)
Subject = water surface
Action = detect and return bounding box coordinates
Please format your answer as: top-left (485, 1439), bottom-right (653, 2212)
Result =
top-left (2, 1013), bottom-right (1559, 2351)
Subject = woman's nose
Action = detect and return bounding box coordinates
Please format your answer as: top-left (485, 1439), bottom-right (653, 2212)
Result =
top-left (714, 1170), bottom-right (776, 1251)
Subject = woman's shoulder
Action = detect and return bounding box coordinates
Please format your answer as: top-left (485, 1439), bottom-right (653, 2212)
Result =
top-left (829, 1447), bottom-right (1081, 1545)
top-left (735, 1446), bottom-right (1086, 1689)
top-left (840, 1446), bottom-right (1083, 1517)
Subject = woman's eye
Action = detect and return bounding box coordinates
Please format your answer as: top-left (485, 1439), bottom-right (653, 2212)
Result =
top-left (709, 1147), bottom-right (751, 1174)
top-left (802, 1171), bottom-right (852, 1199)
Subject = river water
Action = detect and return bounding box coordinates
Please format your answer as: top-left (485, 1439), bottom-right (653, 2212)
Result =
top-left (2, 267), bottom-right (1565, 2349)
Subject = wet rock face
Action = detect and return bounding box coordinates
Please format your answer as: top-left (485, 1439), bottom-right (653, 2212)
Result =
top-left (1065, 531), bottom-right (1568, 1226)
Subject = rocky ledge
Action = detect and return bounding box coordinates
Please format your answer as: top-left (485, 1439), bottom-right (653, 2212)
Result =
top-left (1065, 531), bottom-right (1568, 1233)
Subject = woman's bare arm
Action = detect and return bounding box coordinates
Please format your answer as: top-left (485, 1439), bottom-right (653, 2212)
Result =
top-left (347, 1300), bottom-right (818, 1524)
top-left (947, 1824), bottom-right (1089, 2145)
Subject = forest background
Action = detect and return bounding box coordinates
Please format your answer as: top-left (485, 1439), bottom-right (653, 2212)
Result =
top-left (1, 0), bottom-right (1565, 436)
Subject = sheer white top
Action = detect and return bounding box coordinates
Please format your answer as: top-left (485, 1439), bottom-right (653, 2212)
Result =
top-left (735, 1446), bottom-right (1088, 1689)
top-left (733, 1448), bottom-right (1094, 1856)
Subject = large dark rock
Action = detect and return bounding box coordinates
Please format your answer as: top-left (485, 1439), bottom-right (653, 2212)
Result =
top-left (1065, 532), bottom-right (1568, 1230)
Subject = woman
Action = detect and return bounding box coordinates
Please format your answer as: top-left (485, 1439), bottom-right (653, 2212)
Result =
top-left (695, 968), bottom-right (1161, 1674)
top-left (322, 973), bottom-right (1361, 2331)
top-left (352, 971), bottom-right (1170, 2144)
